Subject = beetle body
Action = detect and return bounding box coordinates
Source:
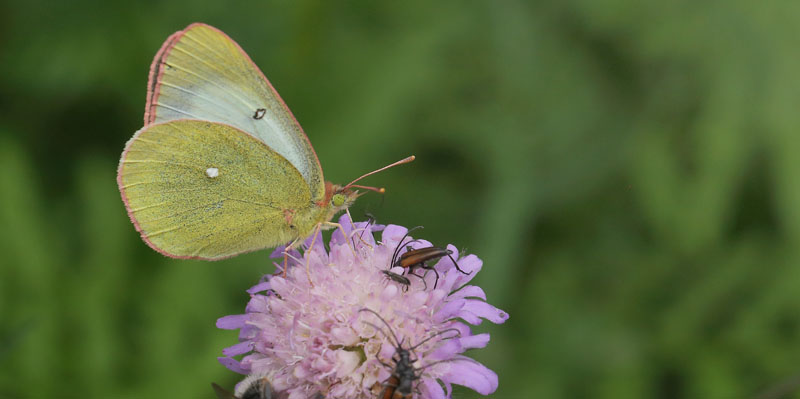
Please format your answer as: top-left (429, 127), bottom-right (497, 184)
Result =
top-left (389, 228), bottom-right (470, 289)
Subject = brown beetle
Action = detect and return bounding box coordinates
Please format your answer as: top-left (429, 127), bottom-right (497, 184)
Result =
top-left (389, 228), bottom-right (471, 289)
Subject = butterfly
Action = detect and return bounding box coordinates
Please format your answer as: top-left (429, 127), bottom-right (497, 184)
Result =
top-left (117, 23), bottom-right (412, 279)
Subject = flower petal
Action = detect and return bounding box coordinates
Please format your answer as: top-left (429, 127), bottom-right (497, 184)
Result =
top-left (381, 224), bottom-right (409, 244)
top-left (329, 214), bottom-right (353, 244)
top-left (303, 230), bottom-right (328, 261)
top-left (438, 267), bottom-right (462, 293)
top-left (455, 309), bottom-right (484, 325)
top-left (269, 245), bottom-right (286, 259)
top-left (429, 336), bottom-right (463, 360)
top-left (433, 245), bottom-right (459, 272)
top-left (217, 356), bottom-right (250, 374)
top-left (335, 350), bottom-right (360, 378)
top-left (407, 239), bottom-right (433, 250)
top-left (440, 356), bottom-right (498, 395)
top-left (458, 254), bottom-right (483, 274)
top-left (223, 341), bottom-right (253, 356)
top-left (247, 281), bottom-right (271, 295)
top-left (238, 323), bottom-right (259, 341)
top-left (420, 376), bottom-right (446, 399)
top-left (216, 314), bottom-right (249, 330)
top-left (447, 255), bottom-right (483, 290)
top-left (435, 299), bottom-right (465, 322)
top-left (245, 296), bottom-right (269, 313)
top-left (380, 284), bottom-right (399, 302)
top-left (461, 300), bottom-right (509, 324)
top-left (287, 390), bottom-right (306, 399)
top-left (459, 333), bottom-right (490, 350)
top-left (450, 285), bottom-right (486, 301)
top-left (447, 244), bottom-right (460, 260)
top-left (331, 326), bottom-right (358, 345)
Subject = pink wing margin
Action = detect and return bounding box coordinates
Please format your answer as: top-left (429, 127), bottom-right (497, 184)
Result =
top-left (142, 22), bottom-right (323, 180)
top-left (143, 29), bottom-right (181, 125)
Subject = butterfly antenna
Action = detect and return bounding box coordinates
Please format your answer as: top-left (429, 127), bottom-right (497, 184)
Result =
top-left (344, 156), bottom-right (415, 192)
top-left (350, 184), bottom-right (385, 194)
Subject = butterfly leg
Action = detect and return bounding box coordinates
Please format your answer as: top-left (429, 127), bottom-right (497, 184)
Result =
top-left (323, 221), bottom-right (357, 258)
top-left (282, 237), bottom-right (302, 277)
top-left (346, 208), bottom-right (373, 250)
top-left (303, 223), bottom-right (323, 287)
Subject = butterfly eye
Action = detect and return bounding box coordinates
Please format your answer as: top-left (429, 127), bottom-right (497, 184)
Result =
top-left (331, 193), bottom-right (346, 207)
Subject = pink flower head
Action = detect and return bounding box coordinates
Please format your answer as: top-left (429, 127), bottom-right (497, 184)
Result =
top-left (216, 215), bottom-right (509, 399)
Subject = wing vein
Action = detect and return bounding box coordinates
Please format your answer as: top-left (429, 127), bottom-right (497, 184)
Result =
top-left (131, 201), bottom-right (169, 212)
top-left (154, 102), bottom-right (206, 120)
top-left (137, 201), bottom-right (225, 224)
top-left (166, 61), bottom-right (256, 112)
top-left (124, 160), bottom-right (199, 170)
top-left (181, 32), bottom-right (234, 64)
top-left (171, 36), bottom-right (264, 134)
top-left (159, 81), bottom-right (240, 117)
top-left (137, 198), bottom-right (279, 225)
top-left (147, 225), bottom-right (183, 237)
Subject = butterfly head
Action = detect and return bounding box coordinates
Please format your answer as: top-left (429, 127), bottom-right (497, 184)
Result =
top-left (329, 184), bottom-right (361, 212)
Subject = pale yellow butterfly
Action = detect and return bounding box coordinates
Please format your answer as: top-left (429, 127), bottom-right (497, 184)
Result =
top-left (117, 23), bottom-right (413, 281)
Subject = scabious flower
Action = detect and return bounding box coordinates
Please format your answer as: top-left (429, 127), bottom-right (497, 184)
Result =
top-left (216, 215), bottom-right (509, 399)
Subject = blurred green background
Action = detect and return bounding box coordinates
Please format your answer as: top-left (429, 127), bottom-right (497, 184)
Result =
top-left (2, 1), bottom-right (800, 398)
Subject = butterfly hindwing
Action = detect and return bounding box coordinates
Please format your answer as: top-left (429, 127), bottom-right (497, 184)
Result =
top-left (117, 119), bottom-right (309, 259)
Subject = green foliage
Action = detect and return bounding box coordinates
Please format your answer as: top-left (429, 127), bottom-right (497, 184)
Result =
top-left (2, 1), bottom-right (800, 398)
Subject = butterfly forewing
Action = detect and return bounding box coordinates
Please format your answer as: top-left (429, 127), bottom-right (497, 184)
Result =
top-left (117, 119), bottom-right (310, 259)
top-left (145, 23), bottom-right (324, 201)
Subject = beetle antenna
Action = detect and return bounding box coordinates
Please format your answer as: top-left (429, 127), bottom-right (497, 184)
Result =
top-left (390, 226), bottom-right (424, 267)
top-left (359, 308), bottom-right (402, 349)
top-left (408, 328), bottom-right (461, 352)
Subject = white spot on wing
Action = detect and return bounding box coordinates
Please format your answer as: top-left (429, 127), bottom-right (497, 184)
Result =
top-left (205, 167), bottom-right (219, 178)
